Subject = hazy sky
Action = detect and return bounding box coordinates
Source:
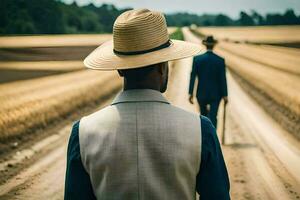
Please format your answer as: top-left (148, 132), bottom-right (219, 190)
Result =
top-left (62, 0), bottom-right (300, 18)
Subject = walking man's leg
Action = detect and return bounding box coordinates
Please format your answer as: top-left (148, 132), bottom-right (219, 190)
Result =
top-left (208, 100), bottom-right (220, 127)
top-left (198, 100), bottom-right (208, 117)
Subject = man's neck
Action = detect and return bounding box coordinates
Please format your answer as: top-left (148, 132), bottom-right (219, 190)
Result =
top-left (123, 81), bottom-right (161, 92)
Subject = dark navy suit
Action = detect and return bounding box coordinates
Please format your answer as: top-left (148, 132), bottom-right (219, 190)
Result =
top-left (189, 50), bottom-right (228, 127)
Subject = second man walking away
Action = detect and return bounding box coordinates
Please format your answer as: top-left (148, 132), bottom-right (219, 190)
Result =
top-left (189, 35), bottom-right (228, 128)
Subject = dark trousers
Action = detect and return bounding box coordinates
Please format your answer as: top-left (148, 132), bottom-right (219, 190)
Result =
top-left (197, 99), bottom-right (220, 128)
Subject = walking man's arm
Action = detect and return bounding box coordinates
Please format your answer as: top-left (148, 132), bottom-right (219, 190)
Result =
top-left (189, 57), bottom-right (197, 104)
top-left (64, 121), bottom-right (96, 200)
top-left (220, 59), bottom-right (228, 104)
top-left (196, 116), bottom-right (231, 200)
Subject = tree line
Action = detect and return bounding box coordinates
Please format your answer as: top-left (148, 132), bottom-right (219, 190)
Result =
top-left (1, 0), bottom-right (299, 35)
top-left (166, 10), bottom-right (300, 27)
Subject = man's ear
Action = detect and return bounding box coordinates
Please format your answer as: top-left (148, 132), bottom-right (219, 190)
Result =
top-left (157, 62), bottom-right (168, 76)
top-left (117, 70), bottom-right (124, 77)
top-left (157, 63), bottom-right (165, 75)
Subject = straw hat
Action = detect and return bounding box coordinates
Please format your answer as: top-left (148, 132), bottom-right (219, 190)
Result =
top-left (84, 9), bottom-right (202, 70)
top-left (202, 35), bottom-right (218, 46)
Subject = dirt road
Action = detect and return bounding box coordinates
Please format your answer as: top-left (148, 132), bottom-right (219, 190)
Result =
top-left (0, 30), bottom-right (300, 199)
top-left (183, 27), bottom-right (300, 199)
top-left (0, 58), bottom-right (196, 199)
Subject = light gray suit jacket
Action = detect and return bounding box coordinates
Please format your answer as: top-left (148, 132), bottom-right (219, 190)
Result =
top-left (79, 89), bottom-right (201, 199)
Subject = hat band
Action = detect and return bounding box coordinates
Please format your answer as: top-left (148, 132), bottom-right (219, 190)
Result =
top-left (113, 40), bottom-right (171, 56)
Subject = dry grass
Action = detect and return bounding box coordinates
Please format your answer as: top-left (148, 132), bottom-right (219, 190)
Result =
top-left (0, 61), bottom-right (84, 71)
top-left (0, 70), bottom-right (122, 140)
top-left (0, 30), bottom-right (179, 141)
top-left (0, 34), bottom-right (112, 48)
top-left (218, 42), bottom-right (300, 75)
top-left (259, 45), bottom-right (300, 57)
top-left (0, 27), bottom-right (176, 48)
top-left (216, 48), bottom-right (300, 116)
top-left (198, 25), bottom-right (300, 43)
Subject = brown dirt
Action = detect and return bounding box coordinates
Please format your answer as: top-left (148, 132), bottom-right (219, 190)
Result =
top-left (0, 46), bottom-right (98, 62)
top-left (0, 69), bottom-right (72, 83)
top-left (1, 55), bottom-right (299, 199)
top-left (0, 87), bottom-right (120, 186)
top-left (230, 70), bottom-right (300, 140)
top-left (1, 29), bottom-right (300, 199)
top-left (222, 113), bottom-right (270, 200)
top-left (0, 45), bottom-right (97, 83)
top-left (218, 45), bottom-right (300, 76)
top-left (222, 112), bottom-right (300, 200)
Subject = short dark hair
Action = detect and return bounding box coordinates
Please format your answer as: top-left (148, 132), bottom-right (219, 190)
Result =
top-left (119, 63), bottom-right (160, 81)
top-left (206, 44), bottom-right (215, 49)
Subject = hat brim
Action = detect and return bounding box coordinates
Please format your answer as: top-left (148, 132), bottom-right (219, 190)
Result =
top-left (202, 41), bottom-right (218, 45)
top-left (84, 39), bottom-right (203, 70)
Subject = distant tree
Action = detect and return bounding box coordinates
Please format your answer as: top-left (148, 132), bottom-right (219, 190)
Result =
top-left (165, 13), bottom-right (217, 27)
top-left (27, 0), bottom-right (65, 33)
top-left (62, 3), bottom-right (83, 32)
top-left (214, 14), bottom-right (234, 26)
top-left (283, 9), bottom-right (299, 25)
top-left (0, 0), bottom-right (9, 31)
top-left (198, 14), bottom-right (217, 26)
top-left (0, 1), bottom-right (299, 35)
top-left (0, 0), bottom-right (37, 34)
top-left (251, 10), bottom-right (265, 25)
top-left (265, 9), bottom-right (300, 25)
top-left (6, 8), bottom-right (35, 34)
top-left (265, 13), bottom-right (284, 25)
top-left (203, 20), bottom-right (212, 26)
top-left (238, 11), bottom-right (255, 26)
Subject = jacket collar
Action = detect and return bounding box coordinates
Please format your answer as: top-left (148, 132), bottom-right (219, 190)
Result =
top-left (111, 89), bottom-right (170, 105)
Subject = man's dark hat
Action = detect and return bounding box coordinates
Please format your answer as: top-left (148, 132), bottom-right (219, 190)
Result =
top-left (202, 35), bottom-right (218, 46)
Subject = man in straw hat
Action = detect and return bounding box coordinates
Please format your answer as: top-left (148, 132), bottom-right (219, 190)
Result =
top-left (189, 35), bottom-right (228, 128)
top-left (65, 9), bottom-right (230, 200)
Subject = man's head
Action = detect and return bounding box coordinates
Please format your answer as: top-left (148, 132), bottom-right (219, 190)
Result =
top-left (118, 62), bottom-right (169, 93)
top-left (202, 35), bottom-right (217, 51)
top-left (205, 44), bottom-right (215, 50)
